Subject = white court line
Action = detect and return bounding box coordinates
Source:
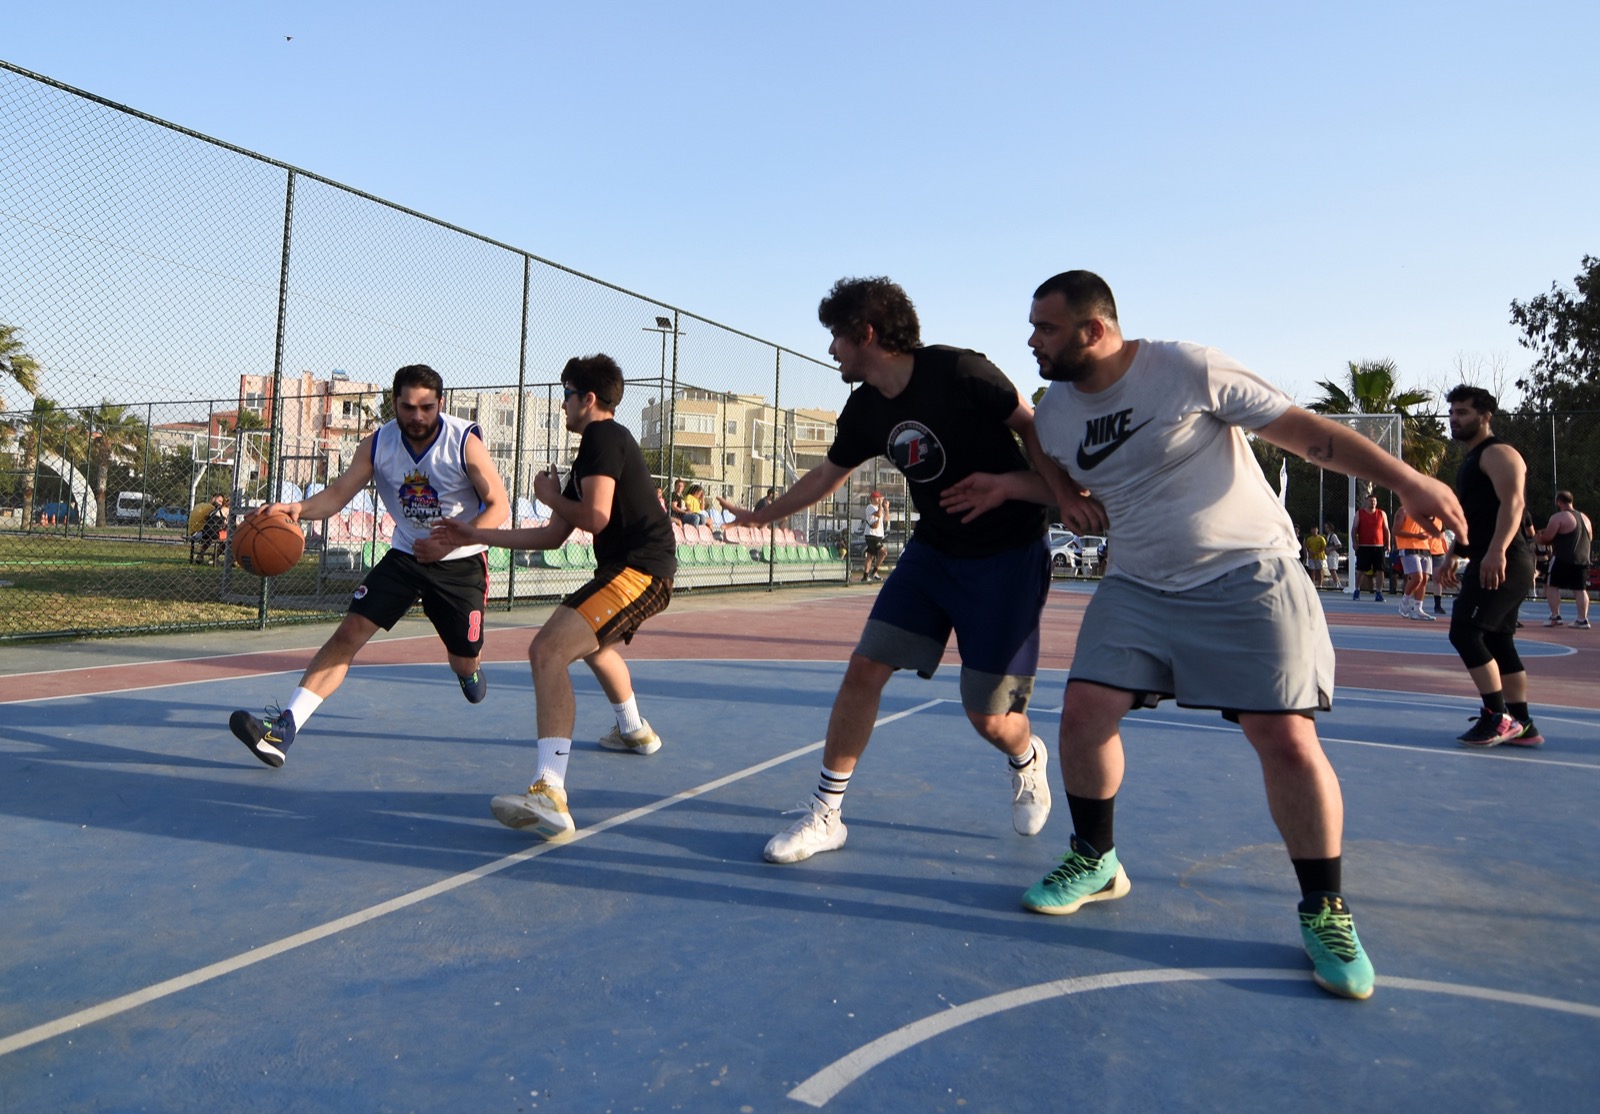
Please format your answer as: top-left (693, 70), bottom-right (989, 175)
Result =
top-left (1110, 715), bottom-right (1600, 771)
top-left (1022, 696), bottom-right (1600, 771)
top-left (0, 698), bottom-right (944, 1060)
top-left (787, 967), bottom-right (1600, 1107)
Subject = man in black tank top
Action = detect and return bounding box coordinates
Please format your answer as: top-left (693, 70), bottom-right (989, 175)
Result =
top-left (1441, 385), bottom-right (1541, 747)
top-left (1536, 491), bottom-right (1593, 628)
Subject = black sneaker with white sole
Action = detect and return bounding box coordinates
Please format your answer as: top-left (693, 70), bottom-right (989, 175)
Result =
top-left (230, 706), bottom-right (296, 767)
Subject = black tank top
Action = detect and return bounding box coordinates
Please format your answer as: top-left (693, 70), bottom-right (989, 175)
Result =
top-left (1455, 436), bottom-right (1531, 563)
top-left (1552, 510), bottom-right (1593, 566)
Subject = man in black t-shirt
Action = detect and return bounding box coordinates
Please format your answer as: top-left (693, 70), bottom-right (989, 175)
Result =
top-left (721, 276), bottom-right (1095, 864)
top-left (435, 354), bottom-right (677, 841)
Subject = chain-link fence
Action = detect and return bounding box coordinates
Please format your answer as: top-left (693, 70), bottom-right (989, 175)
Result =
top-left (1268, 409), bottom-right (1600, 564)
top-left (0, 60), bottom-right (883, 640)
top-left (5, 61), bottom-right (1597, 640)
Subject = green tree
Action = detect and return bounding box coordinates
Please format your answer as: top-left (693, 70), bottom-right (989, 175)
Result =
top-left (1307, 359), bottom-right (1448, 475)
top-left (1509, 254), bottom-right (1600, 410)
top-left (14, 397), bottom-right (80, 526)
top-left (80, 401), bottom-right (151, 525)
top-left (0, 322), bottom-right (41, 402)
top-left (640, 447), bottom-right (698, 481)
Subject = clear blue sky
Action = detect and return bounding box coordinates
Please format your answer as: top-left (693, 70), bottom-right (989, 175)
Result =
top-left (6, 0), bottom-right (1598, 408)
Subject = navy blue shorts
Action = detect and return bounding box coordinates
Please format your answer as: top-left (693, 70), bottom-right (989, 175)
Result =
top-left (855, 536), bottom-right (1050, 715)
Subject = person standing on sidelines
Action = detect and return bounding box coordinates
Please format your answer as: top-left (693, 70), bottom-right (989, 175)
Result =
top-left (1440, 385), bottom-right (1542, 747)
top-left (229, 364), bottom-right (510, 767)
top-left (1393, 506), bottom-right (1440, 621)
top-left (952, 270), bottom-right (1466, 1000)
top-left (433, 355), bottom-right (677, 841)
top-left (720, 275), bottom-right (1078, 864)
top-left (1537, 491), bottom-right (1592, 629)
top-left (1428, 526), bottom-right (1451, 615)
top-left (1352, 494), bottom-right (1390, 601)
top-left (1323, 523), bottom-right (1345, 590)
top-left (860, 490), bottom-right (889, 582)
top-left (1304, 526), bottom-right (1329, 589)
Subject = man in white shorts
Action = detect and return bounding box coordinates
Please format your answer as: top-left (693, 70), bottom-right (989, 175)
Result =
top-left (947, 271), bottom-right (1467, 1000)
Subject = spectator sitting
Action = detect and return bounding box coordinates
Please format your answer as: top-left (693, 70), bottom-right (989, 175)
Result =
top-left (682, 484), bottom-right (708, 527)
top-left (669, 479), bottom-right (688, 522)
top-left (192, 494), bottom-right (229, 565)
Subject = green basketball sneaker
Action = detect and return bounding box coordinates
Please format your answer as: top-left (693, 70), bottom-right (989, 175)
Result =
top-left (1299, 894), bottom-right (1375, 1000)
top-left (1022, 835), bottom-right (1131, 915)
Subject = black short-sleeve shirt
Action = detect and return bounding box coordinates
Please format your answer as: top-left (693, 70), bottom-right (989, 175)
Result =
top-left (564, 418), bottom-right (677, 579)
top-left (827, 346), bottom-right (1045, 557)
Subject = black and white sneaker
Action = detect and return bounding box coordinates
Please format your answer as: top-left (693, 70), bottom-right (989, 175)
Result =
top-left (230, 706), bottom-right (296, 767)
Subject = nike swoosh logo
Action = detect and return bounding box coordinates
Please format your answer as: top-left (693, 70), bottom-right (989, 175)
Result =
top-left (554, 750), bottom-right (570, 756)
top-left (1076, 418), bottom-right (1153, 471)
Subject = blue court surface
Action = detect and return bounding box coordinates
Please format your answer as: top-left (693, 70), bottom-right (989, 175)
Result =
top-left (3, 617), bottom-right (1599, 1111)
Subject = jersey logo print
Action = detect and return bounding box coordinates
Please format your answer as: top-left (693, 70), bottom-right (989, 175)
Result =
top-left (1075, 410), bottom-right (1152, 471)
top-left (888, 421), bottom-right (946, 483)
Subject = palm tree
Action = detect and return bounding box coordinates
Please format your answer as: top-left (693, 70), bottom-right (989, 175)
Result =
top-left (80, 401), bottom-right (151, 525)
top-left (15, 397), bottom-right (79, 526)
top-left (1308, 359), bottom-right (1448, 475)
top-left (0, 323), bottom-right (41, 404)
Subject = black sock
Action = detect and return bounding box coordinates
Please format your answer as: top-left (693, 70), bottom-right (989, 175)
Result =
top-left (1482, 690), bottom-right (1507, 715)
top-left (1509, 702), bottom-right (1530, 723)
top-left (1292, 856), bottom-right (1342, 902)
top-left (1065, 793), bottom-right (1115, 855)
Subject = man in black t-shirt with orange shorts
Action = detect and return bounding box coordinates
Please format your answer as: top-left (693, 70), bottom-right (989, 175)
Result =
top-left (435, 354), bottom-right (677, 841)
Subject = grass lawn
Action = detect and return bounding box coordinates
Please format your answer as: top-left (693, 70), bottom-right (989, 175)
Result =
top-left (0, 528), bottom-right (339, 640)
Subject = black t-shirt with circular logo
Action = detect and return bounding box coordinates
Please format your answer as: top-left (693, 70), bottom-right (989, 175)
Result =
top-left (563, 418), bottom-right (678, 579)
top-left (827, 346), bottom-right (1045, 558)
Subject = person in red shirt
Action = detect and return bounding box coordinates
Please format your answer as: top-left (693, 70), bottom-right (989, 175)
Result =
top-left (1352, 494), bottom-right (1390, 601)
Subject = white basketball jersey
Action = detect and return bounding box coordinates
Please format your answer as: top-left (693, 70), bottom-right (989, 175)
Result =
top-left (369, 413), bottom-right (488, 559)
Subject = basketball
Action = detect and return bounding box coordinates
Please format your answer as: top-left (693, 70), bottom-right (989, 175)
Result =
top-left (233, 509), bottom-right (305, 576)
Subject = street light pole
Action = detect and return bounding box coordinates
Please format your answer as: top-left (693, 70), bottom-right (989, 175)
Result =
top-left (642, 314), bottom-right (685, 490)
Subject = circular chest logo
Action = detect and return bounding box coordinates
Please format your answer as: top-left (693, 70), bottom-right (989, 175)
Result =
top-left (888, 421), bottom-right (945, 483)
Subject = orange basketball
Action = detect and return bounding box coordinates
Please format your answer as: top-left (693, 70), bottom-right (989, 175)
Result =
top-left (233, 509), bottom-right (305, 576)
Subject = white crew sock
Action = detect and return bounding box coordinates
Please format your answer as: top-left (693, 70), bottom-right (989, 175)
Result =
top-left (285, 687), bottom-right (324, 727)
top-left (815, 766), bottom-right (851, 811)
top-left (534, 737), bottom-right (572, 789)
top-left (613, 697), bottom-right (644, 735)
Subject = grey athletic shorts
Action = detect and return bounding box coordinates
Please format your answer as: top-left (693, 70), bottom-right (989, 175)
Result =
top-left (1069, 555), bottom-right (1334, 720)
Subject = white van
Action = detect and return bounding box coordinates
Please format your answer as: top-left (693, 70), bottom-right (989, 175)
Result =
top-left (113, 491), bottom-right (151, 523)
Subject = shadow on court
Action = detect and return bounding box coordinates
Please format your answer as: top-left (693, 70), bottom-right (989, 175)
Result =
top-left (2, 604), bottom-right (1597, 1112)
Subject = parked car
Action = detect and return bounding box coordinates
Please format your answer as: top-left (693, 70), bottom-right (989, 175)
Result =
top-left (112, 491), bottom-right (151, 523)
top-left (1047, 527), bottom-right (1079, 570)
top-left (151, 505), bottom-right (191, 528)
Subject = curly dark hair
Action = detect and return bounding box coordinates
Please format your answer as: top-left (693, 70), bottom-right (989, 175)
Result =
top-left (561, 354), bottom-right (624, 411)
top-left (817, 276), bottom-right (921, 354)
top-left (1445, 383), bottom-right (1498, 415)
top-left (1032, 271), bottom-right (1119, 324)
top-left (392, 364), bottom-right (445, 401)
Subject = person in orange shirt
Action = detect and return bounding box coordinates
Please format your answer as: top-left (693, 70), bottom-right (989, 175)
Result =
top-left (1427, 526), bottom-right (1451, 615)
top-left (1393, 506), bottom-right (1440, 620)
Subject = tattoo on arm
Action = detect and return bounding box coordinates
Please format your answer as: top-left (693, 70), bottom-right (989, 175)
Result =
top-left (1307, 437), bottom-right (1334, 463)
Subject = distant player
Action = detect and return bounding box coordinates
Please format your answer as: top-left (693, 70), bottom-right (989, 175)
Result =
top-left (860, 490), bottom-right (888, 582)
top-left (228, 364), bottom-right (509, 767)
top-left (1441, 385), bottom-right (1542, 746)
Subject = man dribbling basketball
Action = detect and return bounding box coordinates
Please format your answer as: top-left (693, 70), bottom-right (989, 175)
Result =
top-left (227, 364), bottom-right (509, 767)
